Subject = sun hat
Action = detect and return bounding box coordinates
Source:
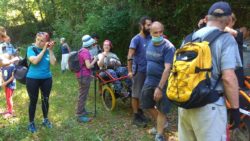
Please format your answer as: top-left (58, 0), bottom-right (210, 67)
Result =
top-left (82, 35), bottom-right (96, 48)
top-left (208, 1), bottom-right (232, 17)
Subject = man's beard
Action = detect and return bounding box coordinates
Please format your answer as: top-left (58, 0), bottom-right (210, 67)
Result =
top-left (143, 28), bottom-right (150, 36)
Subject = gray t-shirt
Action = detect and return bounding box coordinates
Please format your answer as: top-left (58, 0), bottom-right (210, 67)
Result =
top-left (192, 26), bottom-right (242, 105)
top-left (97, 52), bottom-right (121, 69)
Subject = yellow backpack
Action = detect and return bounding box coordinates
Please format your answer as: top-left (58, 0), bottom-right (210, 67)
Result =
top-left (167, 30), bottom-right (225, 109)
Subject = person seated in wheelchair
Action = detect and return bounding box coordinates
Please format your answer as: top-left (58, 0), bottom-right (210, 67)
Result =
top-left (97, 40), bottom-right (131, 94)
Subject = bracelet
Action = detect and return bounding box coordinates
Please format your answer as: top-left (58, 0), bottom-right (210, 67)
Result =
top-left (157, 86), bottom-right (163, 91)
top-left (127, 58), bottom-right (133, 61)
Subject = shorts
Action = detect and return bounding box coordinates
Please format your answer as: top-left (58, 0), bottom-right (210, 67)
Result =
top-left (140, 84), bottom-right (171, 114)
top-left (132, 72), bottom-right (146, 98)
top-left (178, 103), bottom-right (227, 141)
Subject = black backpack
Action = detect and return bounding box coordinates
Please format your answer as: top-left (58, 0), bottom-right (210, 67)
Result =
top-left (14, 47), bottom-right (38, 84)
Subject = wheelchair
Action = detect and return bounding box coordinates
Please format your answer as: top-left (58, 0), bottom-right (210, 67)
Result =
top-left (226, 76), bottom-right (250, 141)
top-left (95, 68), bottom-right (131, 111)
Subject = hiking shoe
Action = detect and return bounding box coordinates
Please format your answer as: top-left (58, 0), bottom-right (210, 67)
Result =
top-left (77, 116), bottom-right (93, 123)
top-left (132, 113), bottom-right (147, 128)
top-left (28, 122), bottom-right (37, 133)
top-left (155, 133), bottom-right (165, 141)
top-left (42, 118), bottom-right (52, 128)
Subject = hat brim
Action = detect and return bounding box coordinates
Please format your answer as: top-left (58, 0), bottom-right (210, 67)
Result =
top-left (82, 38), bottom-right (96, 48)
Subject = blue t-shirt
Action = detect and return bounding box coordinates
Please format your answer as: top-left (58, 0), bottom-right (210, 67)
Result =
top-left (26, 46), bottom-right (52, 79)
top-left (129, 34), bottom-right (151, 73)
top-left (1, 64), bottom-right (16, 89)
top-left (144, 39), bottom-right (175, 86)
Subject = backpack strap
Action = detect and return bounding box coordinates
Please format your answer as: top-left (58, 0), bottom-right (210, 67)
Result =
top-left (204, 30), bottom-right (226, 45)
top-left (25, 47), bottom-right (39, 67)
top-left (184, 32), bottom-right (194, 44)
top-left (184, 30), bottom-right (226, 44)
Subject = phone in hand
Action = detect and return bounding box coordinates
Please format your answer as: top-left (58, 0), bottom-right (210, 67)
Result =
top-left (47, 41), bottom-right (55, 48)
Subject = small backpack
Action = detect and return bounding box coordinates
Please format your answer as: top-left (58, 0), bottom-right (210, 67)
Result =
top-left (14, 47), bottom-right (38, 84)
top-left (166, 30), bottom-right (225, 109)
top-left (68, 49), bottom-right (83, 72)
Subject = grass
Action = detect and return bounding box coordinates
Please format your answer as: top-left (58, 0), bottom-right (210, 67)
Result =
top-left (0, 64), bottom-right (178, 141)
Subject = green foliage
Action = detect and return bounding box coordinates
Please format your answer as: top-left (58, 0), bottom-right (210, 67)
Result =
top-left (0, 0), bottom-right (250, 61)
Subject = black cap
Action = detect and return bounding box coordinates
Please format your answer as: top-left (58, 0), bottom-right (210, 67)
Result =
top-left (91, 33), bottom-right (99, 39)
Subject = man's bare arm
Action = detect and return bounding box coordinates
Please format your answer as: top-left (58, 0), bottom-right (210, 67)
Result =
top-left (222, 69), bottom-right (239, 108)
top-left (127, 48), bottom-right (135, 78)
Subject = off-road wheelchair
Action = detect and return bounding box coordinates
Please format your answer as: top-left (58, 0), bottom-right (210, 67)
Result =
top-left (95, 67), bottom-right (131, 111)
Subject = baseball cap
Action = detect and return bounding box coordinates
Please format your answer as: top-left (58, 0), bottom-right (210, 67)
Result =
top-left (208, 1), bottom-right (232, 17)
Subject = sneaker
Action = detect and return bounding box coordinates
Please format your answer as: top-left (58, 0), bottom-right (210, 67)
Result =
top-left (42, 118), bottom-right (52, 128)
top-left (3, 113), bottom-right (13, 119)
top-left (132, 113), bottom-right (147, 128)
top-left (155, 133), bottom-right (165, 141)
top-left (148, 127), bottom-right (157, 135)
top-left (148, 122), bottom-right (169, 135)
top-left (28, 122), bottom-right (37, 133)
top-left (77, 116), bottom-right (93, 123)
top-left (138, 109), bottom-right (150, 123)
top-left (164, 122), bottom-right (169, 129)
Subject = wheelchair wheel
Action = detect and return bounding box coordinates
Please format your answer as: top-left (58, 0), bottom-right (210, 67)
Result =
top-left (102, 86), bottom-right (116, 111)
top-left (230, 118), bottom-right (250, 141)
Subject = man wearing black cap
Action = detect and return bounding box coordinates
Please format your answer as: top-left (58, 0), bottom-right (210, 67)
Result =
top-left (178, 2), bottom-right (241, 141)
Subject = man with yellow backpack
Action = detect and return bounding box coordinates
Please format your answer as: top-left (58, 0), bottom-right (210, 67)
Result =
top-left (167, 1), bottom-right (242, 141)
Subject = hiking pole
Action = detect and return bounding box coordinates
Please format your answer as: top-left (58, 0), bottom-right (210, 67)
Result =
top-left (94, 71), bottom-right (97, 117)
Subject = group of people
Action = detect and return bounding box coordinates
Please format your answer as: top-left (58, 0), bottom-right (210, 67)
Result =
top-left (0, 26), bottom-right (19, 119)
top-left (127, 1), bottom-right (243, 141)
top-left (0, 1), bottom-right (247, 141)
top-left (73, 1), bottom-right (244, 140)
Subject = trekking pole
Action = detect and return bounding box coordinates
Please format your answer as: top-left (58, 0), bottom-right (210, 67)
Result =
top-left (94, 71), bottom-right (97, 117)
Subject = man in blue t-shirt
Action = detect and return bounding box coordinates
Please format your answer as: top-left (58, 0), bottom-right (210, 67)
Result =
top-left (127, 16), bottom-right (152, 127)
top-left (140, 21), bottom-right (175, 141)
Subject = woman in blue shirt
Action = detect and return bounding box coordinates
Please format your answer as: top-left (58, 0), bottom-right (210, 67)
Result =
top-left (26, 32), bottom-right (56, 133)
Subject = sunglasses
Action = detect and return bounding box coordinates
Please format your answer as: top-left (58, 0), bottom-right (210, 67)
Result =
top-left (36, 32), bottom-right (50, 41)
